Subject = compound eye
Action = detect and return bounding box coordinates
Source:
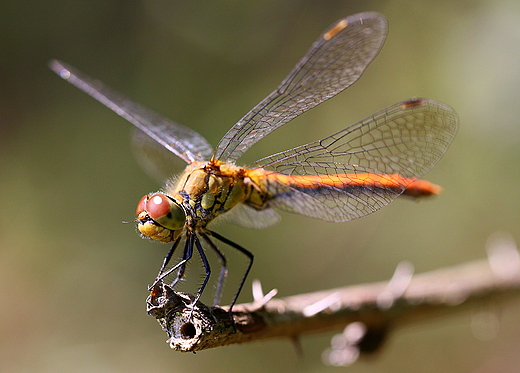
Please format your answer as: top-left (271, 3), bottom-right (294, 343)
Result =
top-left (136, 195), bottom-right (148, 217)
top-left (145, 194), bottom-right (186, 231)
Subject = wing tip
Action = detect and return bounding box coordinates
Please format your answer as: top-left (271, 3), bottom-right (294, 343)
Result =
top-left (48, 59), bottom-right (71, 80)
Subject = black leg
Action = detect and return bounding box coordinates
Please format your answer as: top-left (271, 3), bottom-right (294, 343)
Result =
top-left (149, 232), bottom-right (193, 289)
top-left (192, 234), bottom-right (211, 306)
top-left (201, 232), bottom-right (228, 306)
top-left (207, 230), bottom-right (254, 312)
top-left (170, 237), bottom-right (191, 288)
top-left (155, 236), bottom-right (181, 279)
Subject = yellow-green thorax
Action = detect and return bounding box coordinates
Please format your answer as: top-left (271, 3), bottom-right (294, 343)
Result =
top-left (136, 160), bottom-right (275, 243)
top-left (166, 161), bottom-right (250, 226)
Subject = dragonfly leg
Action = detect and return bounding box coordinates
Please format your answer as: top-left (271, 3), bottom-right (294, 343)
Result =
top-left (207, 230), bottom-right (254, 314)
top-left (192, 235), bottom-right (211, 309)
top-left (201, 232), bottom-right (228, 306)
top-left (149, 233), bottom-right (193, 289)
top-left (170, 238), bottom-right (192, 288)
top-left (153, 236), bottom-right (181, 283)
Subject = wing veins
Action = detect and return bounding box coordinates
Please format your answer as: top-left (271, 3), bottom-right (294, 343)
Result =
top-left (214, 12), bottom-right (388, 162)
top-left (49, 60), bottom-right (213, 164)
top-left (251, 99), bottom-right (458, 222)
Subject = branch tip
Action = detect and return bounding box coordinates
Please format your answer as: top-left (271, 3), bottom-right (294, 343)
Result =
top-left (147, 254), bottom-right (520, 353)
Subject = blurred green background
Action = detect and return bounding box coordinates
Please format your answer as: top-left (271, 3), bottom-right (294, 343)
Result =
top-left (2, 0), bottom-right (520, 372)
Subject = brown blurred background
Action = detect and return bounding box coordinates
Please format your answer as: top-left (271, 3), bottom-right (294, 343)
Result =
top-left (2, 0), bottom-right (520, 372)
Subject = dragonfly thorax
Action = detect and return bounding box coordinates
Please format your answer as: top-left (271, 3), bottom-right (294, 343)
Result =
top-left (136, 161), bottom-right (256, 243)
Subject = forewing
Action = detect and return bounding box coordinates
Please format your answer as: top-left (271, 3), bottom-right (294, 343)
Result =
top-left (132, 129), bottom-right (192, 184)
top-left (49, 60), bottom-right (213, 164)
top-left (214, 12), bottom-right (388, 163)
top-left (253, 99), bottom-right (459, 222)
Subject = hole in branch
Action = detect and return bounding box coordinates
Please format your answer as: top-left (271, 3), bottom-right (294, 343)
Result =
top-left (181, 322), bottom-right (196, 339)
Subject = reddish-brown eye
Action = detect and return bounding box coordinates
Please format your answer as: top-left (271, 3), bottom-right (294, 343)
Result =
top-left (136, 195), bottom-right (148, 217)
top-left (143, 193), bottom-right (186, 231)
top-left (146, 194), bottom-right (172, 220)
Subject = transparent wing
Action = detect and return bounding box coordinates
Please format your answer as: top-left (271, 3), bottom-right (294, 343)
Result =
top-left (49, 60), bottom-right (213, 164)
top-left (131, 129), bottom-right (192, 184)
top-left (253, 98), bottom-right (459, 222)
top-left (214, 12), bottom-right (387, 163)
top-left (212, 203), bottom-right (281, 229)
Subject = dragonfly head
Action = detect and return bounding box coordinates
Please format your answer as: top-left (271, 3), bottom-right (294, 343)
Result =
top-left (135, 193), bottom-right (186, 243)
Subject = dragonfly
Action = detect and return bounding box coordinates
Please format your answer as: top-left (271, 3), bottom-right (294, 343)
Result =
top-left (50, 11), bottom-right (458, 312)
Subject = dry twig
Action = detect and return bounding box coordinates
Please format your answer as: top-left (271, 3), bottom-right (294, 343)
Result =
top-left (147, 236), bottom-right (520, 353)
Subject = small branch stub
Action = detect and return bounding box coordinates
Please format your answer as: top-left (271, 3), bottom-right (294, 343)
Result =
top-left (146, 284), bottom-right (238, 351)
